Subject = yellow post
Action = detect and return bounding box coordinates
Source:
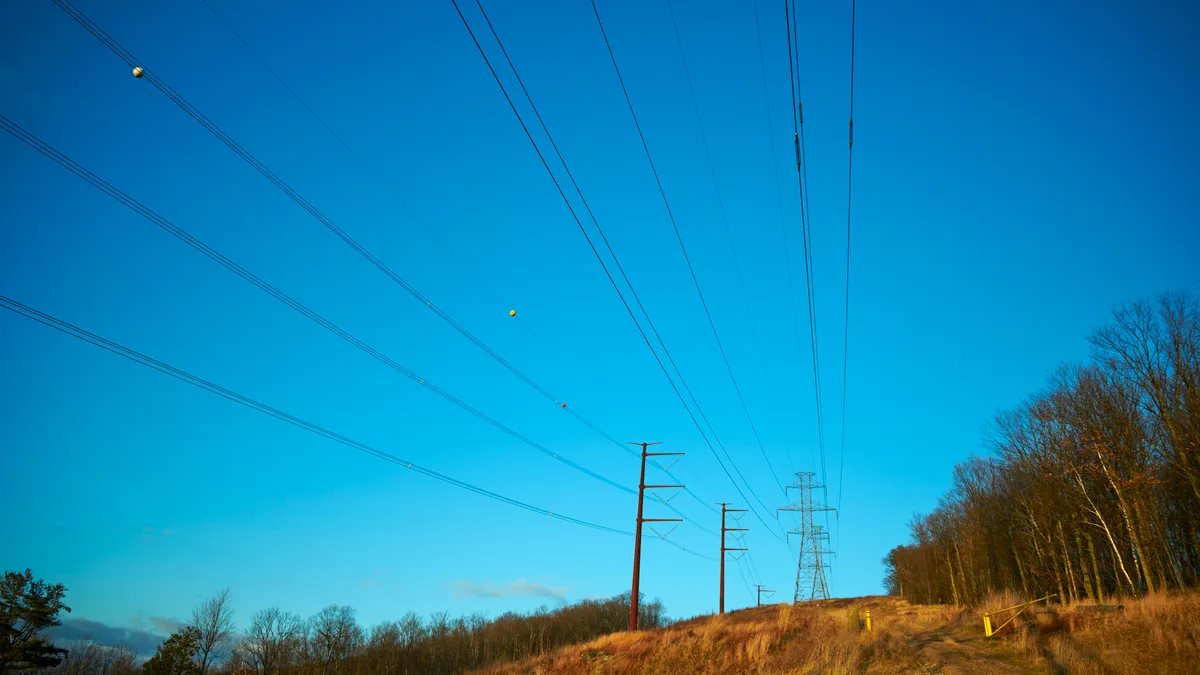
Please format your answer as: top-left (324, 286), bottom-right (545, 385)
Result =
top-left (864, 610), bottom-right (872, 632)
top-left (983, 613), bottom-right (993, 637)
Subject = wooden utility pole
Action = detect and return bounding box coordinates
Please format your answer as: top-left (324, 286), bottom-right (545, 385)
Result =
top-left (629, 442), bottom-right (683, 631)
top-left (719, 503), bottom-right (748, 614)
top-left (756, 584), bottom-right (776, 607)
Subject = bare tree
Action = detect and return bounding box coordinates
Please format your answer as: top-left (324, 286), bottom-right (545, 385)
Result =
top-left (243, 607), bottom-right (302, 675)
top-left (308, 605), bottom-right (363, 675)
top-left (190, 588), bottom-right (235, 675)
top-left (50, 640), bottom-right (138, 675)
top-left (884, 291), bottom-right (1200, 605)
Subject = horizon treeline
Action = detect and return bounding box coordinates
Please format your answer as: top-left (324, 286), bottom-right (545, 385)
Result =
top-left (11, 585), bottom-right (665, 675)
top-left (884, 291), bottom-right (1200, 606)
top-left (226, 593), bottom-right (665, 675)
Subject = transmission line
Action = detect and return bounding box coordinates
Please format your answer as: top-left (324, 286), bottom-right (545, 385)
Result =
top-left (462, 0), bottom-right (775, 524)
top-left (50, 0), bottom-right (652, 494)
top-left (837, 0), bottom-right (856, 515)
top-left (195, 0), bottom-right (519, 327)
top-left (0, 295), bottom-right (627, 535)
top-left (59, 0), bottom-right (727, 541)
top-left (663, 0), bottom-right (789, 491)
top-left (832, 1), bottom-right (858, 593)
top-left (783, 0), bottom-right (828, 482)
top-left (589, 0), bottom-right (790, 509)
top-left (751, 0), bottom-right (807, 480)
top-left (1, 113), bottom-right (632, 497)
top-left (191, 0), bottom-right (743, 523)
top-left (1, 292), bottom-right (722, 565)
top-left (53, 0), bottom-right (781, 544)
top-left (452, 0), bottom-right (784, 540)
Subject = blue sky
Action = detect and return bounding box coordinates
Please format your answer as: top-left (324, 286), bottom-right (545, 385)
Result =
top-left (2, 0), bottom-right (1197, 646)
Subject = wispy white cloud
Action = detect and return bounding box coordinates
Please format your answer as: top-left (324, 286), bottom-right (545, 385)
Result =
top-left (148, 617), bottom-right (184, 634)
top-left (452, 580), bottom-right (570, 601)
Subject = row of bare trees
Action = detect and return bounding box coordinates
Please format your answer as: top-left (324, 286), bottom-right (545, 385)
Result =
top-left (224, 593), bottom-right (664, 675)
top-left (42, 643), bottom-right (138, 675)
top-left (884, 292), bottom-right (1200, 606)
top-left (23, 591), bottom-right (663, 675)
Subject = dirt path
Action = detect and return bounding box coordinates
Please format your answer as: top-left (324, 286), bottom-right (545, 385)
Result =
top-left (907, 626), bottom-right (1041, 674)
top-left (895, 605), bottom-right (1118, 675)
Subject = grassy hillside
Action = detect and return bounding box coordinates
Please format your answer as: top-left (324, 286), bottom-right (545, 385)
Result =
top-left (474, 593), bottom-right (1200, 674)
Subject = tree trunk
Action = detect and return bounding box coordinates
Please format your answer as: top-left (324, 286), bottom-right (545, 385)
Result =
top-left (1012, 539), bottom-right (1031, 597)
top-left (945, 552), bottom-right (960, 606)
top-left (1075, 529), bottom-right (1098, 600)
top-left (1059, 521), bottom-right (1079, 603)
top-left (1074, 470), bottom-right (1136, 593)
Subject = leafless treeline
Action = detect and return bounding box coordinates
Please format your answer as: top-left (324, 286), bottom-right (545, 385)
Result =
top-left (42, 643), bottom-right (139, 675)
top-left (884, 292), bottom-right (1200, 606)
top-left (33, 592), bottom-right (664, 675)
top-left (223, 593), bottom-right (664, 675)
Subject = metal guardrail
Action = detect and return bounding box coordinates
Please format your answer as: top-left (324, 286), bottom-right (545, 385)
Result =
top-left (982, 594), bottom-right (1057, 637)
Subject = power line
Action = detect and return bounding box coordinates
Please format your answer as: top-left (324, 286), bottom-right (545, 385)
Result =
top-left (0, 113), bottom-right (632, 497)
top-left (193, 0), bottom-right (747, 531)
top-left (833, 1), bottom-right (858, 593)
top-left (45, 0), bottom-right (742, 542)
top-left (733, 554), bottom-right (756, 605)
top-left (837, 0), bottom-right (856, 516)
top-left (1, 292), bottom-right (720, 566)
top-left (0, 295), bottom-right (629, 535)
top-left (47, 0), bottom-right (728, 542)
top-left (586, 0), bottom-right (790, 541)
top-left (588, 0), bottom-right (788, 506)
top-left (663, 0), bottom-right (788, 492)
top-left (752, 0), bottom-right (804, 477)
top-left (451, 0), bottom-right (784, 540)
top-left (459, 0), bottom-right (758, 522)
top-left (49, 0), bottom-right (635, 484)
top-left (783, 0), bottom-right (827, 480)
top-left (450, 0), bottom-right (730, 528)
top-left (783, 0), bottom-right (834, 586)
top-left (195, 0), bottom-right (520, 325)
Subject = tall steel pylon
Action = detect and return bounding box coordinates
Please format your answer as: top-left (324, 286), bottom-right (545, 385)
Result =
top-left (778, 472), bottom-right (836, 602)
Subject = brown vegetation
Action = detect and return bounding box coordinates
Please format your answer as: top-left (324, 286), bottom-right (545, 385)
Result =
top-left (223, 593), bottom-right (666, 675)
top-left (475, 593), bottom-right (1200, 674)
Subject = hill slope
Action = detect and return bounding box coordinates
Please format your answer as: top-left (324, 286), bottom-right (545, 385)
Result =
top-left (474, 594), bottom-right (1200, 674)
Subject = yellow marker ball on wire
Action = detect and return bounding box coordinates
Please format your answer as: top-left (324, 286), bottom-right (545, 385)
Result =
top-left (509, 309), bottom-right (516, 317)
top-left (132, 67), bottom-right (144, 78)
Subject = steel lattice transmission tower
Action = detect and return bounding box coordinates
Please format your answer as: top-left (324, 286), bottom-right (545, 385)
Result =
top-left (778, 472), bottom-right (837, 602)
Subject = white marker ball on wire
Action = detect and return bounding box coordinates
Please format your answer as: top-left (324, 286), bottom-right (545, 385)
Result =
top-left (132, 67), bottom-right (144, 78)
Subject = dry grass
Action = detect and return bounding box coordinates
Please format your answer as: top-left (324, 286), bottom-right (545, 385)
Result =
top-left (473, 592), bottom-right (1200, 674)
top-left (979, 591), bottom-right (1200, 674)
top-left (474, 597), bottom-right (948, 674)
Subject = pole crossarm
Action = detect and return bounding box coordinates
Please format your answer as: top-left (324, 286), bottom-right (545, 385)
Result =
top-left (630, 442), bottom-right (686, 631)
top-left (718, 503), bottom-right (752, 614)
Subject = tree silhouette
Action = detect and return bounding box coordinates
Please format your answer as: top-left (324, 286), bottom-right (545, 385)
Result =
top-left (143, 627), bottom-right (201, 675)
top-left (0, 568), bottom-right (70, 671)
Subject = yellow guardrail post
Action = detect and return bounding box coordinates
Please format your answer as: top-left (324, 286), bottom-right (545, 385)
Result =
top-left (982, 594), bottom-right (1056, 637)
top-left (864, 610), bottom-right (872, 632)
